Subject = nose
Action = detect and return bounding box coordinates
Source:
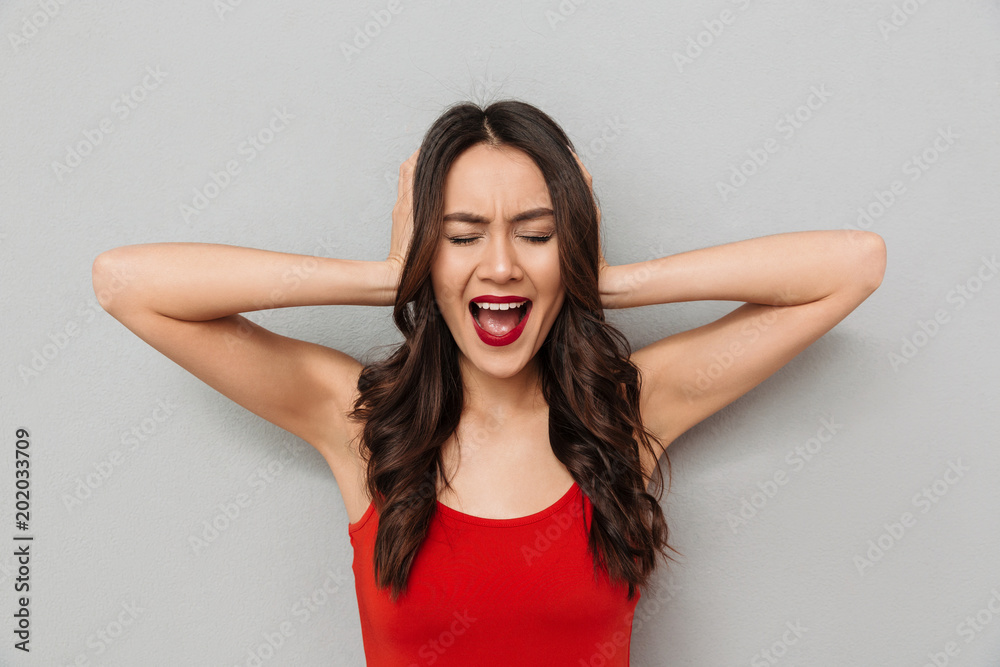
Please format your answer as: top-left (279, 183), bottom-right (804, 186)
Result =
top-left (476, 232), bottom-right (523, 283)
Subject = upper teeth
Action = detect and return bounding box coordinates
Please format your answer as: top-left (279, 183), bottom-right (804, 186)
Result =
top-left (473, 300), bottom-right (526, 311)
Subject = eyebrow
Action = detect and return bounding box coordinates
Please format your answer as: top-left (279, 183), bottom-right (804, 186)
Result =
top-left (442, 207), bottom-right (554, 224)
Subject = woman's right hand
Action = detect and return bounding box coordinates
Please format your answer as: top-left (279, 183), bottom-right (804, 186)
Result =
top-left (570, 148), bottom-right (608, 276)
top-left (387, 149), bottom-right (419, 274)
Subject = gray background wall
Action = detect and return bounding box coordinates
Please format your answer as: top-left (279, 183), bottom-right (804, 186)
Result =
top-left (2, 1), bottom-right (999, 665)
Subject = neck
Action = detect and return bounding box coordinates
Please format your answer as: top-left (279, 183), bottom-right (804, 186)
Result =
top-left (458, 354), bottom-right (547, 418)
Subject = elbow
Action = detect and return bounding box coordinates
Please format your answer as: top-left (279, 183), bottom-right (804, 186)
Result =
top-left (865, 232), bottom-right (887, 291)
top-left (91, 248), bottom-right (134, 315)
top-left (849, 231), bottom-right (886, 293)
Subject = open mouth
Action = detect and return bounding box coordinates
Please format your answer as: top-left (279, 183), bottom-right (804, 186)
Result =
top-left (469, 299), bottom-right (531, 343)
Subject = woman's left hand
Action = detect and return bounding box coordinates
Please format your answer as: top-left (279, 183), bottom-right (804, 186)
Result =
top-left (387, 149), bottom-right (419, 273)
top-left (570, 148), bottom-right (611, 293)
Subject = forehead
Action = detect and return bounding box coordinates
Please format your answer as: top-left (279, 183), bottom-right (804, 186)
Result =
top-left (442, 144), bottom-right (551, 211)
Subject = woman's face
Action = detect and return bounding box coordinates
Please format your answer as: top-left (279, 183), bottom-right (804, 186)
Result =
top-left (430, 142), bottom-right (565, 381)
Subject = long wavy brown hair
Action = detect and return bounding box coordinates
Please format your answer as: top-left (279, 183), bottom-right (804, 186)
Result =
top-left (349, 99), bottom-right (679, 603)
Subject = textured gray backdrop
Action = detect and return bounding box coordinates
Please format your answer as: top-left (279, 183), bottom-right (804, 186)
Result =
top-left (2, 1), bottom-right (999, 665)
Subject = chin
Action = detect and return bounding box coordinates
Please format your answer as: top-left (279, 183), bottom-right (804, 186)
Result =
top-left (459, 346), bottom-right (534, 378)
top-left (472, 355), bottom-right (526, 378)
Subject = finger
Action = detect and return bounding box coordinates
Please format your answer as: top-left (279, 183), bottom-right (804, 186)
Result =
top-left (568, 147), bottom-right (593, 185)
top-left (399, 149), bottom-right (419, 177)
top-left (398, 150), bottom-right (419, 194)
top-left (403, 148), bottom-right (419, 170)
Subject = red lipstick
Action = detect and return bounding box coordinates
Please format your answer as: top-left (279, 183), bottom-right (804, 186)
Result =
top-left (469, 295), bottom-right (532, 347)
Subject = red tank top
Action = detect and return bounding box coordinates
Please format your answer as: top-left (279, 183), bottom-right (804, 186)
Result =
top-left (348, 480), bottom-right (640, 666)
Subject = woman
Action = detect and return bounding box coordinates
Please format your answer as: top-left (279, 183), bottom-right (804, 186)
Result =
top-left (92, 100), bottom-right (885, 665)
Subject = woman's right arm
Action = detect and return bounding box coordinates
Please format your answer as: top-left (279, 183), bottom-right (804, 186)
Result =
top-left (91, 242), bottom-right (400, 478)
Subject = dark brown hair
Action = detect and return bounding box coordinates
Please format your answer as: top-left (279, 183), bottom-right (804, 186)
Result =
top-left (349, 99), bottom-right (678, 602)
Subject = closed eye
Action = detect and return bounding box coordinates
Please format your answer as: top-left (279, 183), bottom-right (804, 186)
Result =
top-left (446, 235), bottom-right (553, 246)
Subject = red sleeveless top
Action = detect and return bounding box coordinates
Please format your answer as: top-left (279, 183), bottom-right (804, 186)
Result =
top-left (348, 480), bottom-right (640, 665)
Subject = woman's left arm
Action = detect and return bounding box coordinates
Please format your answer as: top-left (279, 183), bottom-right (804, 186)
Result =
top-left (602, 230), bottom-right (886, 474)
